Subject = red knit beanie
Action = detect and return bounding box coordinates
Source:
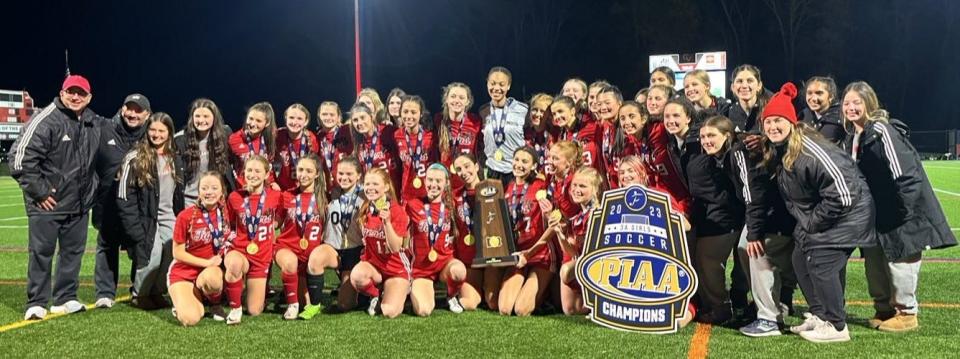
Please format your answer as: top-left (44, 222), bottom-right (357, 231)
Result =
top-left (761, 82), bottom-right (798, 123)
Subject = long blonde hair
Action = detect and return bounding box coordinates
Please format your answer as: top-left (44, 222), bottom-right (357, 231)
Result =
top-left (132, 112), bottom-right (179, 187)
top-left (761, 122), bottom-right (819, 172)
top-left (297, 154), bottom-right (329, 220)
top-left (438, 82), bottom-right (474, 157)
top-left (357, 88), bottom-right (386, 124)
top-left (842, 81), bottom-right (889, 132)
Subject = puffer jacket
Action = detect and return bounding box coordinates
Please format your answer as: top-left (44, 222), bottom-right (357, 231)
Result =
top-left (721, 141), bottom-right (795, 241)
top-left (844, 119), bottom-right (957, 260)
top-left (799, 105), bottom-right (845, 145)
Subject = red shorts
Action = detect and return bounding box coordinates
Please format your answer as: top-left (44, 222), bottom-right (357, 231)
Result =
top-left (167, 261), bottom-right (203, 285)
top-left (229, 248), bottom-right (272, 279)
top-left (362, 251), bottom-right (411, 279)
top-left (412, 255), bottom-right (453, 280)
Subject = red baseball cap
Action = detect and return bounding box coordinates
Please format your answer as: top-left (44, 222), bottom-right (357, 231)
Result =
top-left (61, 75), bottom-right (91, 93)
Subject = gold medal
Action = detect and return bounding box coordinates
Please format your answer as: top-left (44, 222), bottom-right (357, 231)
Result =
top-left (494, 149), bottom-right (504, 161)
top-left (550, 209), bottom-right (563, 223)
top-left (299, 238), bottom-right (309, 250)
top-left (464, 234), bottom-right (475, 246)
top-left (246, 242), bottom-right (259, 255)
top-left (535, 190), bottom-right (548, 201)
top-left (428, 249), bottom-right (438, 262)
top-left (413, 177), bottom-right (422, 189)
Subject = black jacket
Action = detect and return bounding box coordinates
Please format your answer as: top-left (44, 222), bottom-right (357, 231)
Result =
top-left (844, 119), bottom-right (957, 260)
top-left (724, 89), bottom-right (774, 134)
top-left (116, 151), bottom-right (186, 245)
top-left (721, 141), bottom-right (795, 241)
top-left (799, 105), bottom-right (845, 145)
top-left (92, 116), bottom-right (147, 236)
top-left (8, 98), bottom-right (102, 216)
top-left (671, 131), bottom-right (744, 237)
top-left (172, 128), bottom-right (237, 196)
top-left (773, 135), bottom-right (877, 250)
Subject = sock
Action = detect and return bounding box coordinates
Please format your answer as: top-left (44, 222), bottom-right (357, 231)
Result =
top-left (360, 281), bottom-right (380, 298)
top-left (225, 280), bottom-right (244, 309)
top-left (281, 272), bottom-right (300, 305)
top-left (306, 273), bottom-right (325, 306)
top-left (446, 278), bottom-right (464, 298)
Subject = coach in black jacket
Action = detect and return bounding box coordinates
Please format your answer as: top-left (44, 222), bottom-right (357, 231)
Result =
top-left (760, 83), bottom-right (876, 343)
top-left (91, 94), bottom-right (150, 308)
top-left (841, 81), bottom-right (957, 332)
top-left (8, 75), bottom-right (103, 320)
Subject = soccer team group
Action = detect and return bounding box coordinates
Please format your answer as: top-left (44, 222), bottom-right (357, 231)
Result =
top-left (9, 64), bottom-right (955, 344)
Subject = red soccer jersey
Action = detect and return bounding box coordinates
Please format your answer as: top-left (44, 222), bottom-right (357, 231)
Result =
top-left (436, 112), bottom-right (483, 194)
top-left (227, 188), bottom-right (283, 263)
top-left (277, 190), bottom-right (325, 262)
top-left (638, 121), bottom-right (692, 215)
top-left (357, 125), bottom-right (402, 191)
top-left (452, 186), bottom-right (477, 266)
top-left (406, 198), bottom-right (455, 271)
top-left (275, 128), bottom-right (320, 191)
top-left (395, 128), bottom-right (437, 202)
top-left (546, 171), bottom-right (578, 218)
top-left (504, 178), bottom-right (551, 267)
top-left (228, 130), bottom-right (276, 188)
top-left (563, 205), bottom-right (592, 263)
top-left (360, 202), bottom-right (411, 276)
top-left (173, 205), bottom-right (233, 261)
top-left (317, 126), bottom-right (352, 196)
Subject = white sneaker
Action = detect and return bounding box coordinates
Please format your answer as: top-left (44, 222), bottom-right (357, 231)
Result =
top-left (50, 300), bottom-right (86, 315)
top-left (789, 312), bottom-right (823, 334)
top-left (171, 307), bottom-right (178, 319)
top-left (447, 297), bottom-right (464, 314)
top-left (226, 308), bottom-right (243, 325)
top-left (24, 306), bottom-right (47, 320)
top-left (367, 296), bottom-right (380, 316)
top-left (283, 303), bottom-right (300, 320)
top-left (94, 298), bottom-right (115, 309)
top-left (800, 320), bottom-right (850, 343)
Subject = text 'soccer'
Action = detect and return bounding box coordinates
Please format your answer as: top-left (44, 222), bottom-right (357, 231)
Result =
top-left (576, 185), bottom-right (698, 333)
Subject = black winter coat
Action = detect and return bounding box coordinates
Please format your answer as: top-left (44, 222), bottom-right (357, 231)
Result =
top-left (671, 131), bottom-right (744, 237)
top-left (844, 119), bottom-right (957, 260)
top-left (721, 141), bottom-right (796, 241)
top-left (8, 98), bottom-right (103, 216)
top-left (773, 135), bottom-right (877, 250)
top-left (799, 105), bottom-right (845, 145)
top-left (116, 151), bottom-right (186, 248)
top-left (92, 117), bottom-right (147, 239)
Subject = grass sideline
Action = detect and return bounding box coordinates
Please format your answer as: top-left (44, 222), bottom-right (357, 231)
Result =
top-left (0, 162), bottom-right (957, 358)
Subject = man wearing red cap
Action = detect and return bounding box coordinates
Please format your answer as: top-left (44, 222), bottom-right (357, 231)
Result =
top-left (8, 75), bottom-right (104, 320)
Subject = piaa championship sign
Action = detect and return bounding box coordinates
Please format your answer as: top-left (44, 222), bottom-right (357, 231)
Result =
top-left (576, 185), bottom-right (698, 334)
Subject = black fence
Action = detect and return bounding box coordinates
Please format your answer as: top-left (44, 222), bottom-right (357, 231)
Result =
top-left (912, 130), bottom-right (960, 160)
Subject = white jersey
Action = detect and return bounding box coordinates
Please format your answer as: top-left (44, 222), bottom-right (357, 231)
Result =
top-left (324, 188), bottom-right (364, 249)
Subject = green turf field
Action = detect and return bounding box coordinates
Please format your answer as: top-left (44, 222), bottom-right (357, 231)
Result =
top-left (0, 162), bottom-right (958, 358)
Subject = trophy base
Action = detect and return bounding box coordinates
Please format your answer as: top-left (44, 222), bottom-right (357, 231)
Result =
top-left (471, 255), bottom-right (519, 268)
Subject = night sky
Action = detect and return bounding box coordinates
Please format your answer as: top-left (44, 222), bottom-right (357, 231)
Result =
top-left (6, 0), bottom-right (959, 132)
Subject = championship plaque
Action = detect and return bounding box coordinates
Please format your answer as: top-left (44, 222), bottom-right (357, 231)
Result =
top-left (471, 180), bottom-right (519, 267)
top-left (576, 185), bottom-right (698, 334)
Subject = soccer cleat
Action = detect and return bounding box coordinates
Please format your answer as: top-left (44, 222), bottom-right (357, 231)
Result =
top-left (226, 308), bottom-right (243, 325)
top-left (800, 321), bottom-right (850, 343)
top-left (50, 300), bottom-right (86, 315)
top-left (790, 312), bottom-right (823, 334)
top-left (94, 298), bottom-right (115, 309)
top-left (209, 305), bottom-right (226, 321)
top-left (283, 303), bottom-right (300, 320)
top-left (740, 319), bottom-right (783, 337)
top-left (24, 306), bottom-right (47, 320)
top-left (367, 296), bottom-right (380, 316)
top-left (447, 297), bottom-right (464, 314)
top-left (877, 313), bottom-right (919, 332)
top-left (299, 304), bottom-right (323, 320)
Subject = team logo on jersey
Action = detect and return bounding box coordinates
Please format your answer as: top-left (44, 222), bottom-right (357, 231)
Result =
top-left (576, 185), bottom-right (697, 334)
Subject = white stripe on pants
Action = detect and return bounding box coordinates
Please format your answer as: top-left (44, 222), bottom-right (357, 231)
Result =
top-left (737, 229), bottom-right (795, 322)
top-left (862, 246), bottom-right (921, 315)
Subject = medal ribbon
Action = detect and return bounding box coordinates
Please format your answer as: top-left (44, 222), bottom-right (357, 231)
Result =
top-left (243, 190), bottom-right (267, 242)
top-left (425, 202), bottom-right (446, 247)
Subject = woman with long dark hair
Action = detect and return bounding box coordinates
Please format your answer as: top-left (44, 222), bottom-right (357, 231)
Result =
top-left (175, 98), bottom-right (233, 204)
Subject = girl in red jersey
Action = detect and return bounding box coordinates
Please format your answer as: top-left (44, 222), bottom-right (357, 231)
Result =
top-left (524, 93), bottom-right (552, 174)
top-left (299, 157), bottom-right (365, 319)
top-left (385, 88), bottom-right (406, 126)
top-left (595, 85), bottom-right (626, 188)
top-left (275, 154), bottom-right (328, 320)
top-left (395, 95), bottom-right (438, 202)
top-left (349, 168), bottom-right (411, 318)
top-left (450, 153), bottom-right (485, 311)
top-left (276, 103), bottom-right (320, 191)
top-left (228, 102), bottom-right (279, 190)
top-left (350, 103), bottom-right (401, 191)
top-left (639, 85), bottom-right (693, 216)
top-left (407, 163), bottom-right (468, 316)
top-left (223, 155), bottom-right (284, 324)
top-left (316, 101), bottom-right (352, 195)
top-left (547, 96), bottom-right (599, 170)
top-left (549, 167), bottom-right (601, 315)
top-left (168, 171), bottom-right (231, 326)
top-left (436, 82), bottom-right (483, 192)
top-left (539, 140), bottom-right (582, 220)
top-left (498, 147), bottom-right (554, 316)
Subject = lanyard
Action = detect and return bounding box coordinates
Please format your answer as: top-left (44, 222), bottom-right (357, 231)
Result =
top-left (573, 202), bottom-right (594, 227)
top-left (338, 187), bottom-right (360, 230)
top-left (492, 103), bottom-right (508, 147)
top-left (509, 181), bottom-right (528, 224)
top-left (321, 127), bottom-right (339, 170)
top-left (295, 192), bottom-right (316, 237)
top-left (404, 128), bottom-right (424, 167)
top-left (245, 133), bottom-right (265, 157)
top-left (289, 132), bottom-right (308, 168)
top-left (460, 192), bottom-right (473, 236)
top-left (362, 130), bottom-right (380, 170)
top-left (202, 206), bottom-right (224, 253)
top-left (243, 189), bottom-right (267, 241)
top-left (425, 202), bottom-right (446, 247)
top-left (451, 113), bottom-right (467, 150)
